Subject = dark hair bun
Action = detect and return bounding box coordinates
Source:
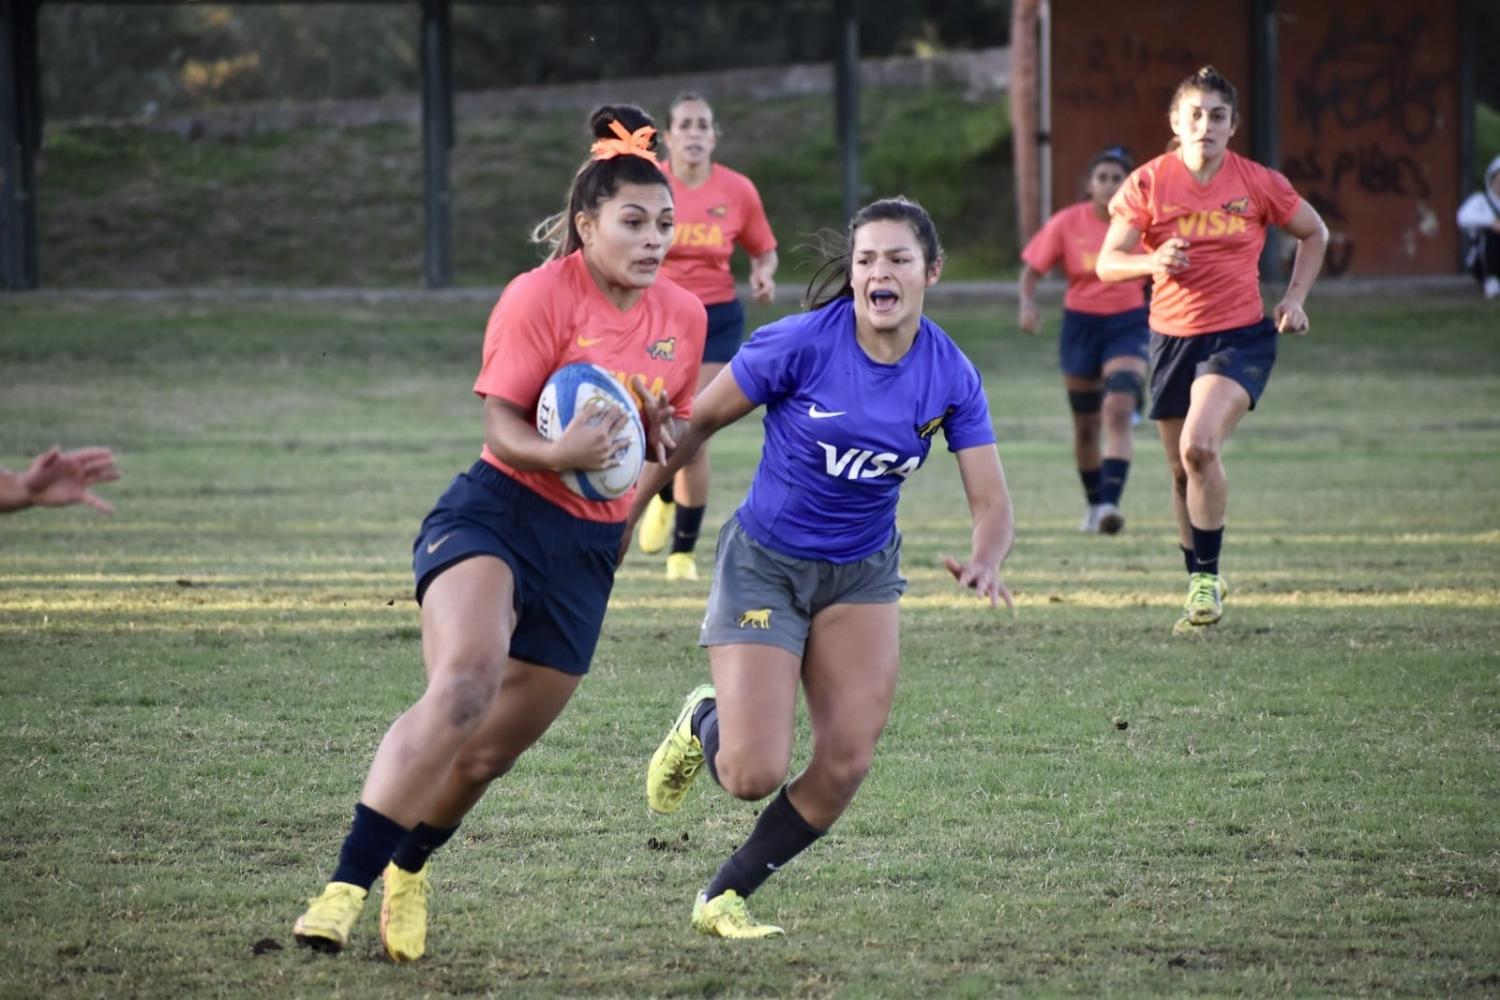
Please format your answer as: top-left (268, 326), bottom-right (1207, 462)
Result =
top-left (588, 104), bottom-right (658, 150)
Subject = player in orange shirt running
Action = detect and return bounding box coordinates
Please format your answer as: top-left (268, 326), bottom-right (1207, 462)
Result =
top-left (636, 92), bottom-right (779, 582)
top-left (292, 104), bottom-right (706, 962)
top-left (1097, 66), bottom-right (1328, 635)
top-left (1019, 146), bottom-right (1148, 535)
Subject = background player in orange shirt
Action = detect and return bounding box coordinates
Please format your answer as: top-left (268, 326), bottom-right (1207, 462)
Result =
top-left (1019, 146), bottom-right (1148, 535)
top-left (1097, 66), bottom-right (1327, 635)
top-left (292, 104), bottom-right (705, 962)
top-left (636, 91), bottom-right (779, 581)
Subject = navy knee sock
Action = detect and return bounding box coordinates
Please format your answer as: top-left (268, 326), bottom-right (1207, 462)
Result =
top-left (704, 786), bottom-right (825, 901)
top-left (692, 698), bottom-right (721, 787)
top-left (330, 803), bottom-right (410, 890)
top-left (1181, 546), bottom-right (1196, 576)
top-left (390, 821), bottom-right (460, 874)
top-left (1078, 467), bottom-right (1104, 505)
top-left (671, 504), bottom-right (707, 555)
top-left (1099, 458), bottom-right (1130, 506)
top-left (1190, 525), bottom-right (1224, 577)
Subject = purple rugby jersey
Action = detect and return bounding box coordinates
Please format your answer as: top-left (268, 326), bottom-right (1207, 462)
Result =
top-left (729, 297), bottom-right (996, 563)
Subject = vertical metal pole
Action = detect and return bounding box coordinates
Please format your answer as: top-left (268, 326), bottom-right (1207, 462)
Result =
top-left (0, 0), bottom-right (39, 290)
top-left (1252, 0), bottom-right (1280, 278)
top-left (420, 0), bottom-right (452, 289)
top-left (1038, 0), bottom-right (1052, 221)
top-left (834, 0), bottom-right (859, 225)
top-left (1457, 0), bottom-right (1475, 269)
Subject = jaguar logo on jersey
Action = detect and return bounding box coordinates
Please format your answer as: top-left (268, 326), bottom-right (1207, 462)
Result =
top-left (1222, 196), bottom-right (1250, 215)
top-left (646, 337), bottom-right (676, 361)
top-left (707, 204), bottom-right (729, 218)
top-left (915, 406), bottom-right (954, 440)
top-left (819, 443), bottom-right (920, 481)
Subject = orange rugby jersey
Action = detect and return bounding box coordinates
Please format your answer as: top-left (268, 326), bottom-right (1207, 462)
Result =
top-left (1021, 201), bottom-right (1147, 314)
top-left (660, 163), bottom-right (776, 306)
top-left (472, 251), bottom-right (707, 521)
top-left (1109, 150), bottom-right (1301, 336)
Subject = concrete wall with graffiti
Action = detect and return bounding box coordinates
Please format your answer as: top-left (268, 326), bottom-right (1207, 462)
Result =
top-left (1278, 2), bottom-right (1461, 276)
top-left (1048, 0), bottom-right (1463, 276)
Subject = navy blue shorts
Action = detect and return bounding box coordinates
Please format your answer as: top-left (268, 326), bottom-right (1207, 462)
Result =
top-left (702, 299), bottom-right (747, 364)
top-left (1059, 307), bottom-right (1150, 378)
top-left (412, 461), bottom-right (624, 675)
top-left (1148, 318), bottom-right (1278, 421)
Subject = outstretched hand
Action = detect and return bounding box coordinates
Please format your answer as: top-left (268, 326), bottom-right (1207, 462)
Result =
top-left (942, 554), bottom-right (1014, 610)
top-left (630, 375), bottom-right (676, 464)
top-left (23, 446), bottom-right (121, 514)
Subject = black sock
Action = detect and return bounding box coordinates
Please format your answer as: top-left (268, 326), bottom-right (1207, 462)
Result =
top-left (704, 786), bottom-right (825, 900)
top-left (1099, 458), bottom-right (1130, 505)
top-left (1078, 467), bottom-right (1104, 505)
top-left (1190, 525), bottom-right (1224, 576)
top-left (330, 803), bottom-right (410, 890)
top-left (692, 698), bottom-right (721, 787)
top-left (389, 821), bottom-right (459, 874)
top-left (1181, 546), bottom-right (1195, 575)
top-left (671, 504), bottom-right (707, 555)
top-left (657, 482), bottom-right (675, 504)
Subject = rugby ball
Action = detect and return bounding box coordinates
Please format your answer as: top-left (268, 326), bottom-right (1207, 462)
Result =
top-left (535, 363), bottom-right (646, 501)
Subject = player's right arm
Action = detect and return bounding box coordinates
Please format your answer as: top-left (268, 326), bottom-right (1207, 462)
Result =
top-left (483, 395), bottom-right (629, 474)
top-left (1097, 217), bottom-right (1188, 284)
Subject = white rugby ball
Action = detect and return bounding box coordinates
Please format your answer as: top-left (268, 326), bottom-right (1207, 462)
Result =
top-left (535, 363), bottom-right (646, 501)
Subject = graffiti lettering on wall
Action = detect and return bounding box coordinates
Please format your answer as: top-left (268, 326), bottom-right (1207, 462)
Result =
top-left (1284, 10), bottom-right (1455, 275)
top-left (1054, 35), bottom-right (1210, 110)
top-left (1284, 144), bottom-right (1431, 201)
top-left (1293, 12), bottom-right (1452, 144)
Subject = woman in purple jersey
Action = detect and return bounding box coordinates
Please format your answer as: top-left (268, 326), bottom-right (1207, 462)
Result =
top-left (625, 196), bottom-right (1017, 939)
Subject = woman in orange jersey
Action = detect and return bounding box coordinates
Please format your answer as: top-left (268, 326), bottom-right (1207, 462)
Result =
top-left (292, 104), bottom-right (706, 962)
top-left (635, 91), bottom-right (779, 582)
top-left (1019, 145), bottom-right (1148, 535)
top-left (1097, 66), bottom-right (1327, 635)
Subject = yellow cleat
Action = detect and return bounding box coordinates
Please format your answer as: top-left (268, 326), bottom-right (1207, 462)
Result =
top-left (379, 862), bottom-right (430, 963)
top-left (1183, 572), bottom-right (1228, 626)
top-left (647, 683), bottom-right (715, 815)
top-left (293, 881), bottom-right (367, 953)
top-left (638, 494), bottom-right (675, 555)
top-left (692, 890), bottom-right (785, 939)
top-left (666, 552), bottom-right (699, 581)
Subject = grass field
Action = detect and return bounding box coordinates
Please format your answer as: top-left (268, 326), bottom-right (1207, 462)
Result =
top-left (1, 292), bottom-right (1498, 997)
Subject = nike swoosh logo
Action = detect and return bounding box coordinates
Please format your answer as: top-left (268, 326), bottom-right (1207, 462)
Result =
top-left (808, 404), bottom-right (846, 419)
top-left (577, 336), bottom-right (602, 347)
top-left (426, 533), bottom-right (454, 555)
top-left (765, 862), bottom-right (780, 871)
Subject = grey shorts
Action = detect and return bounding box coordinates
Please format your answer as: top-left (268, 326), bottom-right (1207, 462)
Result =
top-left (699, 516), bottom-right (907, 657)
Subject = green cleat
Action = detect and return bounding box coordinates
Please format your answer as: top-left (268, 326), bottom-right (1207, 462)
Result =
top-left (379, 862), bottom-right (430, 963)
top-left (293, 881), bottom-right (367, 953)
top-left (692, 890), bottom-right (785, 939)
top-left (637, 494), bottom-right (675, 555)
top-left (1183, 572), bottom-right (1229, 626)
top-left (646, 683), bottom-right (715, 815)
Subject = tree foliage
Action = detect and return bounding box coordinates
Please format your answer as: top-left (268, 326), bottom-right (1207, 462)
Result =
top-left (40, 1), bottom-right (1009, 120)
